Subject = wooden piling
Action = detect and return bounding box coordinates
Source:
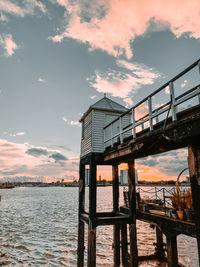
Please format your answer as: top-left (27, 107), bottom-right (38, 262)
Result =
top-left (112, 164), bottom-right (119, 213)
top-left (88, 225), bottom-right (96, 267)
top-left (87, 154), bottom-right (97, 267)
top-left (128, 161), bottom-right (138, 267)
top-left (113, 224), bottom-right (120, 267)
top-left (188, 144), bottom-right (200, 266)
top-left (121, 224), bottom-right (128, 267)
top-left (77, 162), bottom-right (85, 267)
top-left (166, 233), bottom-right (178, 267)
top-left (112, 164), bottom-right (120, 266)
top-left (155, 226), bottom-right (165, 260)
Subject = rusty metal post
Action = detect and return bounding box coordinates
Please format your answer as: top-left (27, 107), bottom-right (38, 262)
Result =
top-left (188, 144), bottom-right (200, 266)
top-left (166, 232), bottom-right (178, 267)
top-left (128, 161), bottom-right (138, 267)
top-left (77, 162), bottom-right (85, 267)
top-left (121, 224), bottom-right (128, 267)
top-left (87, 154), bottom-right (97, 267)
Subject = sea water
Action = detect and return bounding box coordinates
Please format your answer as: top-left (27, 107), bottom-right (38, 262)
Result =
top-left (0, 187), bottom-right (198, 266)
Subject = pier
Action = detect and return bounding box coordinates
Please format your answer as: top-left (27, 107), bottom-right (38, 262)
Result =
top-left (77, 59), bottom-right (200, 266)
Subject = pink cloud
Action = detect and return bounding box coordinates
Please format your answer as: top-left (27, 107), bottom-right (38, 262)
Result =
top-left (0, 139), bottom-right (78, 180)
top-left (136, 149), bottom-right (188, 181)
top-left (0, 0), bottom-right (47, 17)
top-left (124, 97), bottom-right (133, 107)
top-left (0, 0), bottom-right (24, 17)
top-left (88, 60), bottom-right (161, 99)
top-left (0, 34), bottom-right (18, 56)
top-left (50, 0), bottom-right (200, 58)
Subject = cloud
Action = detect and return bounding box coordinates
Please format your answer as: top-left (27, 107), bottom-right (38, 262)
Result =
top-left (0, 0), bottom-right (47, 17)
top-left (50, 0), bottom-right (200, 58)
top-left (62, 116), bottom-right (80, 126)
top-left (70, 120), bottom-right (79, 126)
top-left (26, 147), bottom-right (49, 157)
top-left (137, 149), bottom-right (189, 180)
top-left (124, 97), bottom-right (133, 107)
top-left (62, 116), bottom-right (68, 122)
top-left (0, 12), bottom-right (8, 21)
top-left (181, 80), bottom-right (188, 88)
top-left (9, 132), bottom-right (25, 137)
top-left (0, 139), bottom-right (74, 180)
top-left (0, 0), bottom-right (24, 17)
top-left (38, 77), bottom-right (46, 83)
top-left (90, 95), bottom-right (97, 99)
top-left (88, 60), bottom-right (161, 99)
top-left (49, 152), bottom-right (68, 162)
top-left (0, 33), bottom-right (18, 56)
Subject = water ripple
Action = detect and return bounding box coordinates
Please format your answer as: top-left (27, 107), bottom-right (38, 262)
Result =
top-left (0, 187), bottom-right (198, 266)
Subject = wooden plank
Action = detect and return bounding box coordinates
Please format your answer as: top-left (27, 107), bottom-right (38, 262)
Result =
top-left (104, 107), bottom-right (200, 163)
top-left (97, 215), bottom-right (131, 226)
top-left (112, 164), bottom-right (119, 213)
top-left (113, 224), bottom-right (120, 267)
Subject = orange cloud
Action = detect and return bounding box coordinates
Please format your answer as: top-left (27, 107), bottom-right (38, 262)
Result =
top-left (0, 139), bottom-right (78, 181)
top-left (51, 0), bottom-right (200, 58)
top-left (88, 60), bottom-right (161, 99)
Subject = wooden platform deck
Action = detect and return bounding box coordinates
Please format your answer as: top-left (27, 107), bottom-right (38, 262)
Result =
top-left (104, 104), bottom-right (200, 163)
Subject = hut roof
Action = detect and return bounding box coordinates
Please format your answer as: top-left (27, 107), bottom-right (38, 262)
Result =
top-left (80, 95), bottom-right (128, 122)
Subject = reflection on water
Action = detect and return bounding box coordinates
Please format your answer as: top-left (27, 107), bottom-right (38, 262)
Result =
top-left (0, 187), bottom-right (198, 266)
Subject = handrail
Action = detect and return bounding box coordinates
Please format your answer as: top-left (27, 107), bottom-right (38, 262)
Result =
top-left (104, 59), bottom-right (200, 129)
top-left (104, 59), bottom-right (200, 149)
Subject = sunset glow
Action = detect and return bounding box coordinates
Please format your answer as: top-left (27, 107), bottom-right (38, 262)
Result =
top-left (0, 0), bottom-right (199, 182)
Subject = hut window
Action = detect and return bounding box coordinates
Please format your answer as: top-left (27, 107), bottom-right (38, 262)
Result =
top-left (82, 121), bottom-right (84, 139)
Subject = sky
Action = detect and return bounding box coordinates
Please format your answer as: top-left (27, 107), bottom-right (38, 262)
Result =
top-left (0, 0), bottom-right (200, 182)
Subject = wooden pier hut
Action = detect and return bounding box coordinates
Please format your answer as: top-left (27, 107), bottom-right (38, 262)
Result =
top-left (77, 59), bottom-right (200, 266)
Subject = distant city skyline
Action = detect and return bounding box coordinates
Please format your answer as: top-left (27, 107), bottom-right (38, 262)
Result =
top-left (0, 0), bottom-right (199, 181)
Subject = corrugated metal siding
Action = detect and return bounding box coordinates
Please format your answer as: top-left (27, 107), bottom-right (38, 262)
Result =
top-left (80, 111), bottom-right (92, 157)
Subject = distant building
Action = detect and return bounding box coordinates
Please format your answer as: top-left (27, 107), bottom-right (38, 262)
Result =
top-left (120, 169), bottom-right (138, 185)
top-left (120, 170), bottom-right (128, 185)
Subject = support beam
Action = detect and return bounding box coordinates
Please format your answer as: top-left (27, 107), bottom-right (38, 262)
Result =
top-left (121, 224), bottom-right (128, 267)
top-left (87, 154), bottom-right (97, 267)
top-left (188, 144), bottom-right (200, 266)
top-left (129, 224), bottom-right (138, 267)
top-left (128, 161), bottom-right (138, 267)
top-left (89, 154), bottom-right (97, 226)
top-left (155, 227), bottom-right (165, 260)
top-left (77, 162), bottom-right (85, 267)
top-left (113, 224), bottom-right (120, 267)
top-left (88, 225), bottom-right (96, 267)
top-left (166, 233), bottom-right (178, 267)
top-left (112, 164), bottom-right (119, 213)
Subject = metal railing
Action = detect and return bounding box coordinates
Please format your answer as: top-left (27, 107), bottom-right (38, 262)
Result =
top-left (104, 59), bottom-right (200, 149)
